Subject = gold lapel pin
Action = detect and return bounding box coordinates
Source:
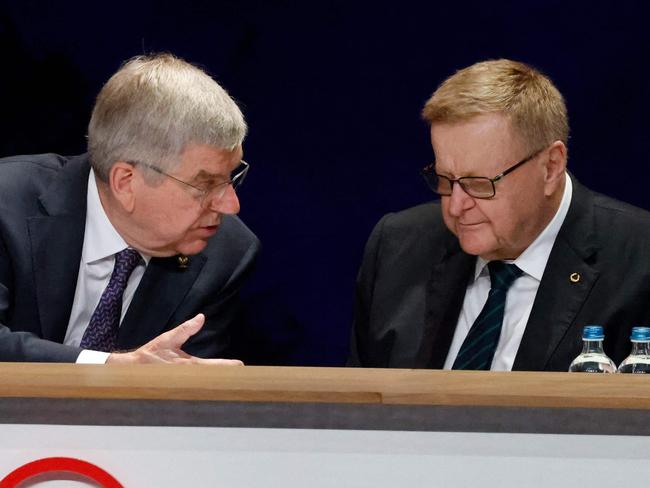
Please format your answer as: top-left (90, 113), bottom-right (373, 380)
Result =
top-left (569, 272), bottom-right (580, 283)
top-left (177, 255), bottom-right (189, 269)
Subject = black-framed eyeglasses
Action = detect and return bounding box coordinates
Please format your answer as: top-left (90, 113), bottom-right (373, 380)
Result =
top-left (134, 160), bottom-right (249, 208)
top-left (421, 147), bottom-right (545, 199)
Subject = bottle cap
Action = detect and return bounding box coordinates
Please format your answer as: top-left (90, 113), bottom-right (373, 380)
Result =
top-left (583, 325), bottom-right (604, 340)
top-left (630, 327), bottom-right (650, 341)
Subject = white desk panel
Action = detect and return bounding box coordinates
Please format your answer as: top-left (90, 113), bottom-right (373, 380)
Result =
top-left (1, 425), bottom-right (648, 487)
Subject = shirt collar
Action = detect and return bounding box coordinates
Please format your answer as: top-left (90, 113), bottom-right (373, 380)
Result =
top-left (473, 172), bottom-right (573, 282)
top-left (82, 170), bottom-right (150, 265)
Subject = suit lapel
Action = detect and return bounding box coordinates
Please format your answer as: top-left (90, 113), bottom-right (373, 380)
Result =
top-left (27, 153), bottom-right (208, 348)
top-left (28, 155), bottom-right (89, 342)
top-left (118, 253), bottom-right (206, 349)
top-left (424, 239), bottom-right (475, 368)
top-left (514, 177), bottom-right (600, 370)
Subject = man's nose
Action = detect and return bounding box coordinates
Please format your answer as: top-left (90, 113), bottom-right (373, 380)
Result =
top-left (447, 181), bottom-right (474, 217)
top-left (207, 185), bottom-right (240, 214)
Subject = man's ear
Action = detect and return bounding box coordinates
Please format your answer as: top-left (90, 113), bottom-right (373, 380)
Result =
top-left (108, 161), bottom-right (138, 212)
top-left (544, 141), bottom-right (568, 196)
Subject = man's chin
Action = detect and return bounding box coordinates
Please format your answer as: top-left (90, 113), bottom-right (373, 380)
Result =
top-left (176, 239), bottom-right (209, 256)
top-left (458, 237), bottom-right (495, 259)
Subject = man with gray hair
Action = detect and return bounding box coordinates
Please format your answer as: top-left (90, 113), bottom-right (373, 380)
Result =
top-left (0, 53), bottom-right (259, 364)
top-left (349, 59), bottom-right (650, 371)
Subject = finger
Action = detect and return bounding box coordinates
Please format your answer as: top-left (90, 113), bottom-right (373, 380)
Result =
top-left (147, 349), bottom-right (194, 363)
top-left (157, 313), bottom-right (206, 348)
top-left (188, 357), bottom-right (244, 366)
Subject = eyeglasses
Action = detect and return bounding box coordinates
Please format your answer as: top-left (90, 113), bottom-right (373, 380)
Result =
top-left (135, 160), bottom-right (249, 207)
top-left (421, 147), bottom-right (545, 199)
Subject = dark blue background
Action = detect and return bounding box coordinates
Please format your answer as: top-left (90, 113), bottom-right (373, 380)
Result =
top-left (1, 0), bottom-right (649, 365)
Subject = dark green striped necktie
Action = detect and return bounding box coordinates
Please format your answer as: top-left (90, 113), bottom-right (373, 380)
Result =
top-left (452, 261), bottom-right (523, 370)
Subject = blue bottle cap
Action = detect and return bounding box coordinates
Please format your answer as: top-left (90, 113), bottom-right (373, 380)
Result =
top-left (583, 325), bottom-right (604, 340)
top-left (631, 327), bottom-right (650, 341)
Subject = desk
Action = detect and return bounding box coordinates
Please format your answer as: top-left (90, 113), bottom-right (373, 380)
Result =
top-left (1, 365), bottom-right (649, 486)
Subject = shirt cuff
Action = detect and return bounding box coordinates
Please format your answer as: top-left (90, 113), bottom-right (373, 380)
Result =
top-left (76, 349), bottom-right (111, 364)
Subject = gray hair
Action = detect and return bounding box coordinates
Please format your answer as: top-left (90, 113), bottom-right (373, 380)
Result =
top-left (87, 53), bottom-right (247, 181)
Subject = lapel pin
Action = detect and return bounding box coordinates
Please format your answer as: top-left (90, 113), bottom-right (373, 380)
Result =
top-left (177, 255), bottom-right (189, 269)
top-left (569, 272), bottom-right (580, 283)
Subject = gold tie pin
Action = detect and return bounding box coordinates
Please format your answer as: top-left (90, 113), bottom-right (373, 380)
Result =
top-left (177, 255), bottom-right (189, 269)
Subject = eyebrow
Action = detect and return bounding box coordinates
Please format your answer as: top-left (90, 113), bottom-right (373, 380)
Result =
top-left (436, 165), bottom-right (483, 179)
top-left (191, 170), bottom-right (229, 185)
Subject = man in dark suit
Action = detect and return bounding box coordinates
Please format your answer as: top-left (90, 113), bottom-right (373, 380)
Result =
top-left (0, 53), bottom-right (259, 364)
top-left (349, 59), bottom-right (650, 371)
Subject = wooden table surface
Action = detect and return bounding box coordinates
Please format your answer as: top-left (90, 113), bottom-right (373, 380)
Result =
top-left (0, 363), bottom-right (648, 409)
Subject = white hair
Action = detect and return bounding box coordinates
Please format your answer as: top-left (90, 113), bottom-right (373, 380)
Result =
top-left (87, 53), bottom-right (247, 180)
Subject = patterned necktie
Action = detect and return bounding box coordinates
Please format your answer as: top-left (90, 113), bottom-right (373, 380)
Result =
top-left (80, 248), bottom-right (142, 352)
top-left (452, 261), bottom-right (523, 370)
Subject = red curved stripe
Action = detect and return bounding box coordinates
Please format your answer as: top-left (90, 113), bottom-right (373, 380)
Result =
top-left (0, 457), bottom-right (123, 487)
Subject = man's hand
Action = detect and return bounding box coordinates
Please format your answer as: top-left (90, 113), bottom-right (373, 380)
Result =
top-left (106, 314), bottom-right (243, 365)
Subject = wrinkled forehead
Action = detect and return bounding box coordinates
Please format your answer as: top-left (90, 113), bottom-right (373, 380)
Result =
top-left (176, 143), bottom-right (243, 180)
top-left (430, 114), bottom-right (526, 176)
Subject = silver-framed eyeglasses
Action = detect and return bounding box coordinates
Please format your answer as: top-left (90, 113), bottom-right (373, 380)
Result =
top-left (421, 147), bottom-right (545, 199)
top-left (135, 160), bottom-right (249, 207)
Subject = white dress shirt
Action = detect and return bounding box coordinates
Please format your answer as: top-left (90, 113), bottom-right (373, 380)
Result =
top-left (64, 170), bottom-right (149, 363)
top-left (443, 173), bottom-right (573, 371)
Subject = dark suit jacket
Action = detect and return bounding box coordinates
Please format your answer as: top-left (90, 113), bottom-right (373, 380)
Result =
top-left (349, 176), bottom-right (650, 371)
top-left (0, 153), bottom-right (260, 362)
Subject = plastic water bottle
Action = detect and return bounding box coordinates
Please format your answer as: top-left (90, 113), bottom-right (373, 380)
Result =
top-left (617, 327), bottom-right (650, 373)
top-left (568, 325), bottom-right (616, 373)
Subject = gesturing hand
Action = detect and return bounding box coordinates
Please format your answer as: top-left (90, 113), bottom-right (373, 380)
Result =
top-left (106, 314), bottom-right (243, 365)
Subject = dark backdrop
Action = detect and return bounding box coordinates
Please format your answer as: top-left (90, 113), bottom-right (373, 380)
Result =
top-left (1, 0), bottom-right (649, 365)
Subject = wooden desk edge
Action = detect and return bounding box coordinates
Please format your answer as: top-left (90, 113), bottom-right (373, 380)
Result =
top-left (0, 364), bottom-right (647, 410)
